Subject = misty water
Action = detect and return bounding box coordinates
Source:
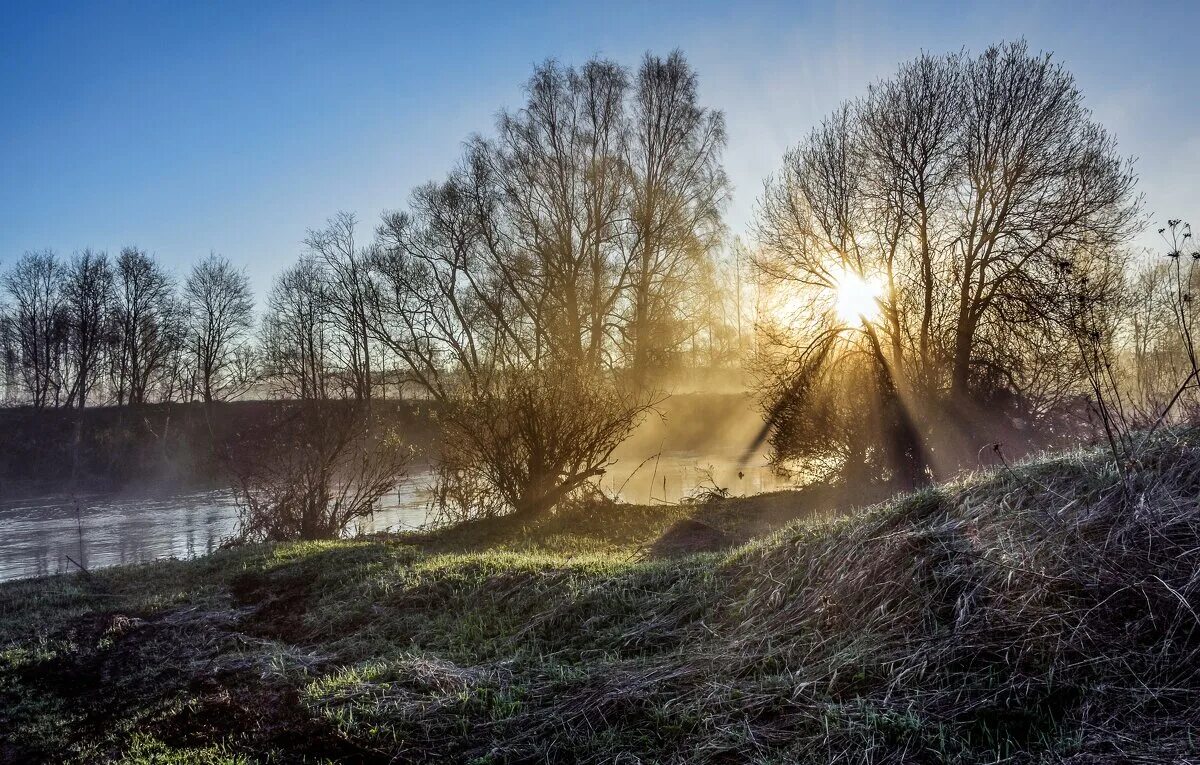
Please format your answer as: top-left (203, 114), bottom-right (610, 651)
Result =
top-left (0, 450), bottom-right (788, 582)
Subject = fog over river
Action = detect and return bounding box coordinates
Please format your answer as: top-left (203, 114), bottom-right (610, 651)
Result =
top-left (0, 449), bottom-right (789, 582)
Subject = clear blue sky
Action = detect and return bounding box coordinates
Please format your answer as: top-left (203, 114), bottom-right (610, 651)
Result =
top-left (2, 0), bottom-right (1197, 298)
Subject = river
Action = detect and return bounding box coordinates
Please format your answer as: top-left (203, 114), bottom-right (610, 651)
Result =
top-left (0, 450), bottom-right (787, 582)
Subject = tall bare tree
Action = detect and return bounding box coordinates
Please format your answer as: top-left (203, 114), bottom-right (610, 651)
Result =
top-left (2, 250), bottom-right (67, 409)
top-left (947, 44), bottom-right (1139, 400)
top-left (62, 250), bottom-right (115, 408)
top-left (111, 247), bottom-right (182, 406)
top-left (305, 212), bottom-right (375, 400)
top-left (182, 253), bottom-right (254, 404)
top-left (261, 255), bottom-right (333, 401)
top-left (625, 50), bottom-right (728, 385)
top-left (362, 52), bottom-right (728, 521)
top-left (368, 55), bottom-right (693, 520)
top-left (463, 57), bottom-right (634, 370)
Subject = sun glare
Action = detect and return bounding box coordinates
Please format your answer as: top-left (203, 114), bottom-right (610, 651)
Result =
top-left (833, 268), bottom-right (883, 324)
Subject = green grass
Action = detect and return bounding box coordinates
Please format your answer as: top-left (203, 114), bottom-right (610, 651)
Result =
top-left (4, 437), bottom-right (1200, 762)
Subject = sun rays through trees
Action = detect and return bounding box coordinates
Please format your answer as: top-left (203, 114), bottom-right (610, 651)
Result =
top-left (0, 41), bottom-right (1196, 528)
top-left (364, 50), bottom-right (726, 521)
top-left (752, 40), bottom-right (1141, 487)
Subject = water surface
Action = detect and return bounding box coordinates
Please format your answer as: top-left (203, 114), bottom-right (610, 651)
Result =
top-left (0, 451), bottom-right (786, 582)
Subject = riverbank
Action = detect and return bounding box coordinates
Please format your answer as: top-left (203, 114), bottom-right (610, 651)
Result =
top-left (3, 434), bottom-right (1198, 763)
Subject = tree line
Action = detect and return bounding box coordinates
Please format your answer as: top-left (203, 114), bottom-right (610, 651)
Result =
top-left (0, 248), bottom-right (255, 409)
top-left (0, 232), bottom-right (754, 408)
top-left (0, 51), bottom-right (756, 528)
top-left (1, 42), bottom-right (1193, 529)
top-left (2, 99), bottom-right (754, 418)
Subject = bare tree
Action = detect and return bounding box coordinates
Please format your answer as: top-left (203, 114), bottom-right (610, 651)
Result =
top-left (261, 256), bottom-right (333, 401)
top-left (61, 250), bottom-right (115, 408)
top-left (305, 213), bottom-right (375, 400)
top-left (754, 41), bottom-right (1141, 482)
top-left (2, 251), bottom-right (67, 409)
top-left (360, 53), bottom-right (730, 521)
top-left (1117, 222), bottom-right (1200, 424)
top-left (947, 44), bottom-right (1139, 400)
top-left (110, 248), bottom-right (182, 406)
top-left (182, 253), bottom-right (255, 404)
top-left (465, 57), bottom-right (634, 370)
top-left (1123, 257), bottom-right (1176, 416)
top-left (370, 171), bottom-right (654, 521)
top-left (625, 50), bottom-right (729, 386)
top-left (0, 309), bottom-right (11, 404)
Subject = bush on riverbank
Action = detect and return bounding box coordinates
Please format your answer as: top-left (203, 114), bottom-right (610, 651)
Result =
top-left (3, 432), bottom-right (1199, 762)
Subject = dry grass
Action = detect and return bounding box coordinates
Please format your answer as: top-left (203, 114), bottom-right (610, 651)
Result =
top-left (3, 433), bottom-right (1200, 762)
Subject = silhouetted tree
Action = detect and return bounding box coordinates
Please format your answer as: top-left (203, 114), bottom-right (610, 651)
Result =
top-left (2, 250), bottom-right (67, 409)
top-left (370, 157), bottom-right (652, 520)
top-left (110, 248), bottom-right (183, 406)
top-left (182, 253), bottom-right (255, 404)
top-left (62, 250), bottom-right (115, 408)
top-left (362, 52), bottom-right (728, 520)
top-left (754, 41), bottom-right (1141, 483)
top-left (305, 212), bottom-right (376, 400)
top-left (261, 256), bottom-right (333, 400)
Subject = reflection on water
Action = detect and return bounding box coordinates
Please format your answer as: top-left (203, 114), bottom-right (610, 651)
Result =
top-left (0, 451), bottom-right (786, 582)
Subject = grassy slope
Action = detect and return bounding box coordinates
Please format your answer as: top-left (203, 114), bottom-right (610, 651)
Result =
top-left (3, 438), bottom-right (1200, 763)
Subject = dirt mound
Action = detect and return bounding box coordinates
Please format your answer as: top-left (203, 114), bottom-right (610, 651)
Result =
top-left (649, 518), bottom-right (731, 557)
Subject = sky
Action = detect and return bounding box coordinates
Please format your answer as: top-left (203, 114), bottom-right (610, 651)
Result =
top-left (2, 0), bottom-right (1198, 299)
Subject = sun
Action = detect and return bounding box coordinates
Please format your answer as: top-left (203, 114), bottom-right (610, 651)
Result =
top-left (833, 268), bottom-right (883, 324)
